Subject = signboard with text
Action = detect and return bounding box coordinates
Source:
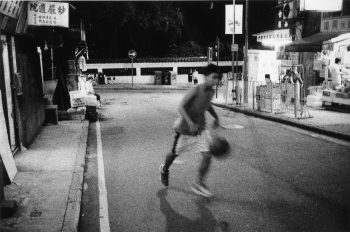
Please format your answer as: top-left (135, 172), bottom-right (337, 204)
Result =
top-left (225, 5), bottom-right (243, 34)
top-left (28, 1), bottom-right (69, 28)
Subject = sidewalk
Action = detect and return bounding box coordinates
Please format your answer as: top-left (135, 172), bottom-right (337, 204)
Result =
top-left (211, 97), bottom-right (350, 142)
top-left (0, 120), bottom-right (89, 232)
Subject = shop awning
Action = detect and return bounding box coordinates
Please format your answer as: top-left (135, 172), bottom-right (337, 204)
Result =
top-left (285, 32), bottom-right (350, 52)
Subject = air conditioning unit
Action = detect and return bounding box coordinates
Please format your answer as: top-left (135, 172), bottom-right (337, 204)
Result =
top-left (283, 2), bottom-right (294, 20)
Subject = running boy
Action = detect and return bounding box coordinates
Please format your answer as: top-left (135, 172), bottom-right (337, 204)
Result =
top-left (159, 64), bottom-right (220, 197)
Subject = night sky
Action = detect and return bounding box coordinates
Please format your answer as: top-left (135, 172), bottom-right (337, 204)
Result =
top-left (71, 1), bottom-right (277, 58)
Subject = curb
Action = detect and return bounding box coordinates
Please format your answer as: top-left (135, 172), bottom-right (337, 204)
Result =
top-left (61, 120), bottom-right (89, 232)
top-left (212, 102), bottom-right (350, 142)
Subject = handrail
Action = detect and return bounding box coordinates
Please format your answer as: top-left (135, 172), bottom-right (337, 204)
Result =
top-left (86, 56), bottom-right (237, 64)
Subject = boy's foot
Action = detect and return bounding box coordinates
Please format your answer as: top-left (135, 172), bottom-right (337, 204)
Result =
top-left (191, 182), bottom-right (213, 197)
top-left (159, 164), bottom-right (169, 187)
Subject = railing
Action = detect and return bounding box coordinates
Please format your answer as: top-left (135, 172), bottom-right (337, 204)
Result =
top-left (86, 56), bottom-right (235, 64)
top-left (218, 80), bottom-right (309, 119)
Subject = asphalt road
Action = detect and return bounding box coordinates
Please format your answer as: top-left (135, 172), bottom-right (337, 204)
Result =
top-left (79, 90), bottom-right (350, 232)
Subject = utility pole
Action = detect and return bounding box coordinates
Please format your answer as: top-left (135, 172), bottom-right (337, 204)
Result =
top-left (216, 36), bottom-right (219, 98)
top-left (216, 36), bottom-right (219, 67)
top-left (232, 0), bottom-right (238, 104)
top-left (243, 0), bottom-right (249, 103)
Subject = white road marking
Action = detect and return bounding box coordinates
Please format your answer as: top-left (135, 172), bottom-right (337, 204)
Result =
top-left (221, 124), bottom-right (245, 129)
top-left (96, 121), bottom-right (111, 232)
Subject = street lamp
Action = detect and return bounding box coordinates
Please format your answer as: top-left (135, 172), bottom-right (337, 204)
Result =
top-left (232, 0), bottom-right (238, 104)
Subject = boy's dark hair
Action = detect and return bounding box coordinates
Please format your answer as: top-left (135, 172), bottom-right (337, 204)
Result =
top-left (335, 57), bottom-right (341, 64)
top-left (204, 64), bottom-right (219, 76)
top-left (88, 77), bottom-right (93, 81)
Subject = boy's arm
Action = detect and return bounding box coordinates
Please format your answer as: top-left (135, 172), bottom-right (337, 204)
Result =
top-left (207, 105), bottom-right (220, 128)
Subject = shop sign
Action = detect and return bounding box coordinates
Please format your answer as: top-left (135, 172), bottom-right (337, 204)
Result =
top-left (322, 18), bottom-right (350, 33)
top-left (256, 29), bottom-right (291, 43)
top-left (28, 1), bottom-right (69, 28)
top-left (225, 5), bottom-right (243, 34)
top-left (302, 0), bottom-right (342, 11)
top-left (0, 0), bottom-right (24, 19)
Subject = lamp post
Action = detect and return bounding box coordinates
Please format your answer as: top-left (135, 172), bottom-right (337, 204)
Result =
top-left (232, 0), bottom-right (238, 104)
top-left (216, 36), bottom-right (219, 98)
top-left (243, 0), bottom-right (249, 103)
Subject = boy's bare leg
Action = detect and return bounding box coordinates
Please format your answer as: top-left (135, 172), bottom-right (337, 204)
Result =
top-left (197, 152), bottom-right (212, 184)
top-left (192, 151), bottom-right (213, 197)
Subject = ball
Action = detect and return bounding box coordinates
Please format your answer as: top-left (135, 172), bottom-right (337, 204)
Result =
top-left (209, 134), bottom-right (231, 159)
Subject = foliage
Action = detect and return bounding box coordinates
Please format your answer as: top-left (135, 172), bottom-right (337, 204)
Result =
top-left (73, 2), bottom-right (184, 58)
top-left (166, 41), bottom-right (205, 57)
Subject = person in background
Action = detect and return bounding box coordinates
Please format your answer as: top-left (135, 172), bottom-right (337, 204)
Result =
top-left (265, 74), bottom-right (271, 84)
top-left (86, 77), bottom-right (102, 107)
top-left (330, 57), bottom-right (347, 89)
top-left (193, 69), bottom-right (198, 85)
top-left (282, 68), bottom-right (303, 85)
top-left (188, 69), bottom-right (193, 87)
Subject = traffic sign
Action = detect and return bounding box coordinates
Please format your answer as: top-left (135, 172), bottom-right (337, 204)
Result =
top-left (128, 50), bottom-right (137, 59)
top-left (231, 44), bottom-right (238, 51)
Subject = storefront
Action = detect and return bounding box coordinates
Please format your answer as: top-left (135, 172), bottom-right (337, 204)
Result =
top-left (285, 11), bottom-right (350, 112)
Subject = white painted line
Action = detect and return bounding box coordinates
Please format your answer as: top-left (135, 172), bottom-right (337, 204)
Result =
top-left (221, 124), bottom-right (245, 129)
top-left (96, 121), bottom-right (111, 232)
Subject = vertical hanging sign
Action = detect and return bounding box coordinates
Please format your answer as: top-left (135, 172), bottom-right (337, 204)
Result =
top-left (28, 1), bottom-right (69, 28)
top-left (225, 4), bottom-right (243, 34)
top-left (0, 0), bottom-right (24, 19)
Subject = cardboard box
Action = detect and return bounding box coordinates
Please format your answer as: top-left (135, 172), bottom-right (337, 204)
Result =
top-left (69, 90), bottom-right (85, 107)
top-left (322, 91), bottom-right (330, 96)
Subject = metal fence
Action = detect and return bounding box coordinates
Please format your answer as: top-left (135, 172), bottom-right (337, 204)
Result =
top-left (220, 80), bottom-right (310, 119)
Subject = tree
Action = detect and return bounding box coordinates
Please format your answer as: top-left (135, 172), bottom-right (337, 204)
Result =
top-left (166, 41), bottom-right (205, 57)
top-left (74, 1), bottom-right (184, 58)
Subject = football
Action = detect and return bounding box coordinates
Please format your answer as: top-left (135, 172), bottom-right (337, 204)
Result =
top-left (209, 134), bottom-right (231, 159)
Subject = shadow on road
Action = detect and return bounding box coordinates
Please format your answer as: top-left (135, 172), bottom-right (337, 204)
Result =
top-left (157, 188), bottom-right (230, 232)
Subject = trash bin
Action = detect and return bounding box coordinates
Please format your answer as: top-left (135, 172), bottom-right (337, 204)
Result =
top-left (154, 71), bottom-right (162, 85)
top-left (162, 71), bottom-right (171, 85)
top-left (98, 73), bottom-right (105, 85)
top-left (170, 71), bottom-right (177, 85)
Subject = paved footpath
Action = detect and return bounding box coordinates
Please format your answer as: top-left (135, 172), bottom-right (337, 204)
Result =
top-left (0, 83), bottom-right (349, 232)
top-left (0, 120), bottom-right (89, 232)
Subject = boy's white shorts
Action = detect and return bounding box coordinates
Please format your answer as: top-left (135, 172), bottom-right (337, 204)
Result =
top-left (172, 130), bottom-right (212, 155)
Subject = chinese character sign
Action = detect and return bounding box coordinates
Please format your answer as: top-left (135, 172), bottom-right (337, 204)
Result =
top-left (0, 0), bottom-right (24, 19)
top-left (225, 5), bottom-right (243, 34)
top-left (28, 1), bottom-right (69, 28)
